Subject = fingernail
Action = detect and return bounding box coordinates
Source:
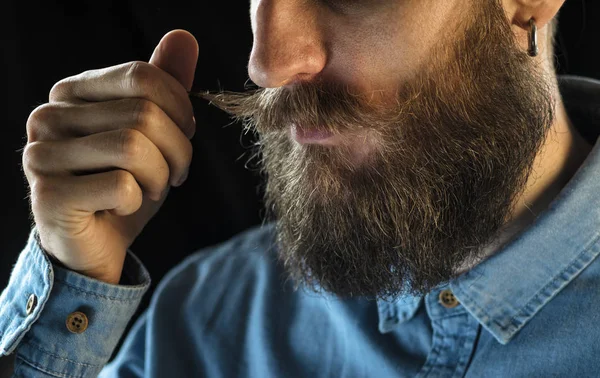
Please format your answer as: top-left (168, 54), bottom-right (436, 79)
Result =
top-left (175, 168), bottom-right (189, 187)
top-left (189, 116), bottom-right (196, 139)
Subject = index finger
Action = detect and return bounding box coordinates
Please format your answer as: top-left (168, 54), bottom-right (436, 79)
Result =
top-left (48, 61), bottom-right (196, 139)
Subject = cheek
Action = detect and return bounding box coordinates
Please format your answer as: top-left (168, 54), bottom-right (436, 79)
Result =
top-left (322, 20), bottom-right (425, 95)
top-left (320, 1), bottom-right (461, 95)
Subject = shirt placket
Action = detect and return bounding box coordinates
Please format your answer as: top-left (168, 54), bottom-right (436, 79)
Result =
top-left (416, 286), bottom-right (480, 378)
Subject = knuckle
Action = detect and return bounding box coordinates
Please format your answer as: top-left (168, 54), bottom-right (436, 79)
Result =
top-left (124, 61), bottom-right (151, 92)
top-left (118, 128), bottom-right (147, 162)
top-left (29, 177), bottom-right (57, 207)
top-left (131, 98), bottom-right (159, 131)
top-left (26, 104), bottom-right (56, 142)
top-left (49, 78), bottom-right (74, 102)
top-left (22, 142), bottom-right (45, 173)
top-left (113, 170), bottom-right (139, 202)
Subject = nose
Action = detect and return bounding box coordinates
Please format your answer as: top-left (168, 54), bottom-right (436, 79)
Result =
top-left (248, 0), bottom-right (327, 88)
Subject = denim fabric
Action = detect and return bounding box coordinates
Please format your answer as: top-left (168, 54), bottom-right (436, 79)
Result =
top-left (0, 230), bottom-right (150, 377)
top-left (1, 76), bottom-right (600, 377)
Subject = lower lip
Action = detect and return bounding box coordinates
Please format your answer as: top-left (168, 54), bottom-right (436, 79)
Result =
top-left (291, 125), bottom-right (334, 144)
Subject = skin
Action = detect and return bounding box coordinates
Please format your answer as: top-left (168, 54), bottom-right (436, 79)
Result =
top-left (500, 0), bottom-right (594, 259)
top-left (22, 0), bottom-right (592, 286)
top-left (23, 31), bottom-right (199, 284)
top-left (248, 0), bottom-right (593, 265)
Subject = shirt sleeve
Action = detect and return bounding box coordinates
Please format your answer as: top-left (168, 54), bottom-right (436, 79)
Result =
top-left (0, 227), bottom-right (151, 377)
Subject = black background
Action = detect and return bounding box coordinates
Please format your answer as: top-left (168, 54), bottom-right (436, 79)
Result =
top-left (0, 0), bottom-right (598, 371)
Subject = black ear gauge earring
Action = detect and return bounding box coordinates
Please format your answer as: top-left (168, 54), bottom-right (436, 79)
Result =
top-left (528, 18), bottom-right (539, 57)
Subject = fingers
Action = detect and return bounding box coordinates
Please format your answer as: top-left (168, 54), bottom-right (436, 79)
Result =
top-left (24, 129), bottom-right (171, 201)
top-left (149, 30), bottom-right (199, 92)
top-left (29, 170), bottom-right (144, 218)
top-left (26, 99), bottom-right (193, 187)
top-left (48, 61), bottom-right (196, 138)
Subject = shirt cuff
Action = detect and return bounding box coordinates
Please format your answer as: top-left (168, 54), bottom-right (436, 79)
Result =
top-left (0, 227), bottom-right (151, 377)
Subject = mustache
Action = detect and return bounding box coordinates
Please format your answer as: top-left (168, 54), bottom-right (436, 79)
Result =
top-left (188, 81), bottom-right (407, 135)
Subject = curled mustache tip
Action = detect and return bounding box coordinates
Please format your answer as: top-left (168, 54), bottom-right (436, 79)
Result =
top-left (188, 90), bottom-right (213, 101)
top-left (187, 89), bottom-right (261, 123)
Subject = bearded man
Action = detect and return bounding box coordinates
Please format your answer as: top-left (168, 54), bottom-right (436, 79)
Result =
top-left (1, 0), bottom-right (599, 376)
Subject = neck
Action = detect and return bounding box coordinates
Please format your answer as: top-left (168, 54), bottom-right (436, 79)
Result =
top-left (515, 101), bottom-right (593, 220)
top-left (457, 85), bottom-right (594, 275)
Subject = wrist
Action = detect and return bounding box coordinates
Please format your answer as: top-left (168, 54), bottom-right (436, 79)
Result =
top-left (35, 231), bottom-right (68, 270)
top-left (34, 231), bottom-right (124, 285)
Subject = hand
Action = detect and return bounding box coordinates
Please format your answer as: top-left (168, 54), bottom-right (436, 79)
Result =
top-left (22, 30), bottom-right (199, 284)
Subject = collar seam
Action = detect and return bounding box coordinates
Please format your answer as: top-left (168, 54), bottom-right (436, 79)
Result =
top-left (456, 233), bottom-right (600, 343)
top-left (499, 233), bottom-right (600, 330)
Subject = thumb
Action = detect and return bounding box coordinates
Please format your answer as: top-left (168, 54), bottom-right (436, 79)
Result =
top-left (149, 29), bottom-right (199, 92)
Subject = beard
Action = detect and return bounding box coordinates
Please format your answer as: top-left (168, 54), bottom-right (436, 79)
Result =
top-left (198, 0), bottom-right (555, 299)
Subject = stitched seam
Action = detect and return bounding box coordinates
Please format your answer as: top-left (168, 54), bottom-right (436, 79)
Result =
top-left (453, 317), bottom-right (479, 377)
top-left (429, 310), bottom-right (468, 322)
top-left (13, 356), bottom-right (24, 377)
top-left (24, 341), bottom-right (102, 368)
top-left (500, 235), bottom-right (600, 331)
top-left (419, 318), bottom-right (461, 376)
top-left (418, 331), bottom-right (443, 377)
top-left (16, 355), bottom-right (78, 378)
top-left (459, 233), bottom-right (600, 336)
top-left (455, 287), bottom-right (493, 327)
top-left (54, 278), bottom-right (145, 302)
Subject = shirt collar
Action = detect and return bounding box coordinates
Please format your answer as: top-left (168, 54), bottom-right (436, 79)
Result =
top-left (451, 75), bottom-right (600, 344)
top-left (377, 294), bottom-right (422, 333)
top-left (378, 76), bottom-right (600, 343)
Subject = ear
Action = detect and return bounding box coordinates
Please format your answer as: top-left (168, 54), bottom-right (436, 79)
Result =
top-left (509, 0), bottom-right (565, 28)
top-left (503, 0), bottom-right (565, 55)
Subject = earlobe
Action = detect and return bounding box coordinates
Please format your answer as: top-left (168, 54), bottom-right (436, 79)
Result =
top-left (504, 0), bottom-right (564, 57)
top-left (509, 0), bottom-right (565, 30)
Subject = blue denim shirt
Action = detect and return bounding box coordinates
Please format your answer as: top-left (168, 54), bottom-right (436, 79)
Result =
top-left (2, 76), bottom-right (600, 377)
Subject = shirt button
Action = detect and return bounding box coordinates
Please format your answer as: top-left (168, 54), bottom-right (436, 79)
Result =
top-left (66, 311), bottom-right (89, 334)
top-left (26, 294), bottom-right (37, 315)
top-left (439, 289), bottom-right (460, 309)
